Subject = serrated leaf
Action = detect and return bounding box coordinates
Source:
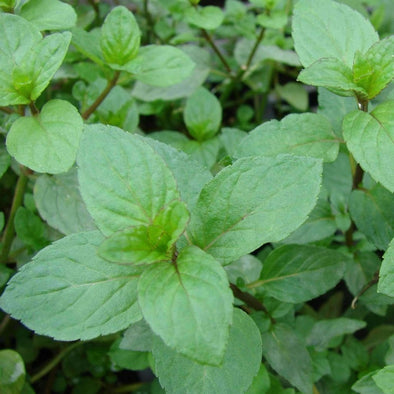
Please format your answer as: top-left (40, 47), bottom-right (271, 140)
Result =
top-left (6, 99), bottom-right (83, 174)
top-left (378, 239), bottom-right (394, 297)
top-left (100, 6), bottom-right (141, 67)
top-left (343, 101), bottom-right (394, 192)
top-left (138, 245), bottom-right (233, 365)
top-left (293, 0), bottom-right (379, 68)
top-left (188, 155), bottom-right (322, 264)
top-left (306, 318), bottom-right (366, 350)
top-left (77, 125), bottom-right (180, 236)
top-left (33, 168), bottom-right (96, 235)
top-left (0, 349), bottom-right (26, 394)
top-left (298, 57), bottom-right (368, 99)
top-left (123, 45), bottom-right (195, 87)
top-left (260, 323), bottom-right (313, 394)
top-left (99, 200), bottom-right (189, 265)
top-left (0, 231), bottom-right (142, 341)
top-left (349, 185), bottom-right (394, 250)
top-left (251, 245), bottom-right (348, 303)
top-left (185, 5), bottom-right (224, 30)
top-left (19, 0), bottom-right (77, 30)
top-left (152, 308), bottom-right (262, 394)
top-left (236, 113), bottom-right (339, 162)
top-left (353, 36), bottom-right (394, 99)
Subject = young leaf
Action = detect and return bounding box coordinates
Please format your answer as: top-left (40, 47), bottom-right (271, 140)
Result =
top-left (293, 0), bottom-right (379, 68)
top-left (0, 350), bottom-right (26, 394)
top-left (343, 101), bottom-right (394, 192)
top-left (378, 239), bottom-right (394, 298)
top-left (34, 168), bottom-right (96, 235)
top-left (0, 231), bottom-right (142, 341)
top-left (188, 155), bottom-right (322, 264)
top-left (353, 36), bottom-right (394, 100)
top-left (349, 185), bottom-right (394, 250)
top-left (372, 365), bottom-right (394, 393)
top-left (257, 11), bottom-right (287, 29)
top-left (123, 45), bottom-right (195, 87)
top-left (100, 6), bottom-right (141, 67)
top-left (251, 245), bottom-right (348, 303)
top-left (6, 99), bottom-right (83, 174)
top-left (152, 309), bottom-right (262, 393)
top-left (138, 245), bottom-right (233, 365)
top-left (236, 113), bottom-right (339, 162)
top-left (71, 28), bottom-right (105, 66)
top-left (185, 5), bottom-right (224, 30)
top-left (260, 323), bottom-right (313, 394)
top-left (77, 125), bottom-right (180, 236)
top-left (184, 87), bottom-right (222, 141)
top-left (19, 0), bottom-right (77, 30)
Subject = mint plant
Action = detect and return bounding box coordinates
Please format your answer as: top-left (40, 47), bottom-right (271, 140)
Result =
top-left (0, 0), bottom-right (393, 393)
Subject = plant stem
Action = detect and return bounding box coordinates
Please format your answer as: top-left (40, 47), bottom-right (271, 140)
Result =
top-left (351, 270), bottom-right (379, 309)
top-left (245, 27), bottom-right (265, 70)
top-left (82, 71), bottom-right (120, 120)
top-left (30, 342), bottom-right (81, 383)
top-left (0, 106), bottom-right (14, 114)
top-left (0, 170), bottom-right (29, 264)
top-left (113, 383), bottom-right (144, 392)
top-left (230, 283), bottom-right (275, 324)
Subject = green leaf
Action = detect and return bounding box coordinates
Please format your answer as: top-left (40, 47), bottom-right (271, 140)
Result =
top-left (77, 125), bottom-right (180, 236)
top-left (343, 101), bottom-right (394, 192)
top-left (275, 82), bottom-right (308, 111)
top-left (0, 147), bottom-right (11, 179)
top-left (260, 323), bottom-right (313, 394)
top-left (252, 245), bottom-right (348, 303)
top-left (0, 231), bottom-right (142, 341)
top-left (0, 13), bottom-right (41, 106)
top-left (71, 28), bottom-right (105, 66)
top-left (220, 127), bottom-right (248, 157)
top-left (152, 308), bottom-right (262, 393)
top-left (6, 99), bottom-right (83, 174)
top-left (109, 339), bottom-right (150, 371)
top-left (188, 155), bottom-right (322, 264)
top-left (353, 36), bottom-right (394, 100)
top-left (298, 58), bottom-right (368, 99)
top-left (185, 5), bottom-right (224, 30)
top-left (123, 45), bottom-right (195, 87)
top-left (236, 113), bottom-right (339, 162)
top-left (378, 239), bottom-right (394, 297)
top-left (19, 0), bottom-right (77, 30)
top-left (0, 212), bottom-right (4, 232)
top-left (0, 350), bottom-right (26, 394)
top-left (257, 11), bottom-right (287, 29)
top-left (33, 167), bottom-right (96, 235)
top-left (98, 200), bottom-right (189, 265)
top-left (225, 254), bottom-right (263, 284)
top-left (100, 6), bottom-right (141, 67)
top-left (352, 370), bottom-right (383, 394)
top-left (182, 138), bottom-right (220, 169)
top-left (184, 87), bottom-right (222, 141)
top-left (138, 245), bottom-right (233, 365)
top-left (120, 319), bottom-right (154, 352)
top-left (246, 363), bottom-right (270, 394)
top-left (306, 318), bottom-right (366, 350)
top-left (293, 0), bottom-right (379, 68)
top-left (349, 185), bottom-right (394, 250)
top-left (0, 0), bottom-right (16, 11)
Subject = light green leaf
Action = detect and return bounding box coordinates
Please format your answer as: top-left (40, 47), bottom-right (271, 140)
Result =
top-left (0, 13), bottom-right (41, 106)
top-left (123, 45), bottom-right (195, 87)
top-left (6, 99), bottom-right (83, 174)
top-left (71, 28), bottom-right (105, 66)
top-left (353, 36), bottom-right (394, 100)
top-left (14, 207), bottom-right (47, 250)
top-left (184, 87), bottom-right (222, 141)
top-left (120, 319), bottom-right (154, 352)
top-left (298, 57), bottom-right (367, 99)
top-left (352, 370), bottom-right (384, 394)
top-left (252, 245), bottom-right (348, 302)
top-left (109, 339), bottom-right (150, 371)
top-left (0, 231), bottom-right (142, 341)
top-left (257, 11), bottom-right (287, 29)
top-left (77, 125), bottom-right (180, 236)
top-left (100, 6), bottom-right (141, 67)
top-left (236, 113), bottom-right (339, 162)
top-left (98, 200), bottom-right (189, 265)
top-left (0, 147), bottom-right (11, 179)
top-left (260, 323), bottom-right (313, 394)
top-left (293, 0), bottom-right (379, 68)
top-left (378, 239), bottom-right (394, 297)
top-left (19, 0), bottom-right (77, 30)
top-left (220, 127), bottom-right (248, 157)
top-left (349, 185), bottom-right (394, 250)
top-left (0, 350), bottom-right (25, 394)
top-left (343, 101), bottom-right (394, 192)
top-left (185, 5), bottom-right (224, 30)
top-left (152, 308), bottom-right (262, 394)
top-left (275, 82), bottom-right (308, 111)
top-left (188, 155), bottom-right (322, 264)
top-left (0, 0), bottom-right (16, 11)
top-left (33, 167), bottom-right (96, 235)
top-left (307, 318), bottom-right (366, 350)
top-left (225, 254), bottom-right (263, 284)
top-left (138, 245), bottom-right (233, 365)
top-left (182, 138), bottom-right (220, 169)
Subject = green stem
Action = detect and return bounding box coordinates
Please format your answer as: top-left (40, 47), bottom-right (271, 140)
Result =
top-left (30, 342), bottom-right (81, 383)
top-left (245, 27), bottom-right (265, 70)
top-left (82, 71), bottom-right (120, 120)
top-left (351, 270), bottom-right (379, 309)
top-left (0, 170), bottom-right (29, 264)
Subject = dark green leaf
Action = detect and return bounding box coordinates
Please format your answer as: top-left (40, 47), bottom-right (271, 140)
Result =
top-left (0, 147), bottom-right (11, 179)
top-left (0, 350), bottom-right (26, 394)
top-left (14, 207), bottom-right (47, 250)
